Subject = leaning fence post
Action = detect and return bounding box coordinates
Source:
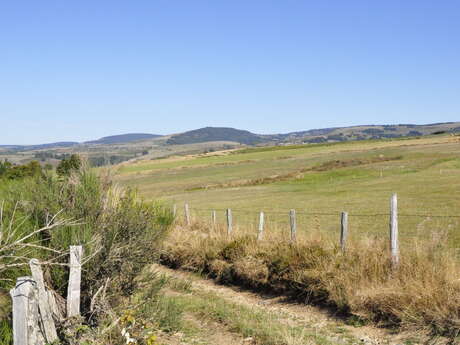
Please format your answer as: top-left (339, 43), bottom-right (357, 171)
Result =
top-left (29, 259), bottom-right (58, 342)
top-left (257, 211), bottom-right (264, 241)
top-left (226, 209), bottom-right (233, 236)
top-left (184, 203), bottom-right (191, 226)
top-left (212, 210), bottom-right (217, 226)
top-left (289, 209), bottom-right (296, 243)
top-left (67, 245), bottom-right (83, 317)
top-left (340, 212), bottom-right (348, 251)
top-left (10, 276), bottom-right (43, 345)
top-left (390, 194), bottom-right (399, 267)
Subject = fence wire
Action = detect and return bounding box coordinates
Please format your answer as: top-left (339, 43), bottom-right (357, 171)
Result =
top-left (179, 205), bottom-right (460, 248)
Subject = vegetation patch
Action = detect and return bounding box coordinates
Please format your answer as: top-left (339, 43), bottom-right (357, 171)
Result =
top-left (160, 222), bottom-right (460, 337)
top-left (0, 160), bottom-right (174, 344)
top-left (186, 155), bottom-right (403, 191)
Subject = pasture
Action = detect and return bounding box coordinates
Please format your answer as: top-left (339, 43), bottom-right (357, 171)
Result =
top-left (115, 135), bottom-right (460, 247)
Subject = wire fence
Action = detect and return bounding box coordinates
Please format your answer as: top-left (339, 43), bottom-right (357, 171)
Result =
top-left (174, 201), bottom-right (460, 249)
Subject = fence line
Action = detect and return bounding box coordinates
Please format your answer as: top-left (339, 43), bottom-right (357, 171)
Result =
top-left (190, 207), bottom-right (460, 219)
top-left (176, 194), bottom-right (460, 268)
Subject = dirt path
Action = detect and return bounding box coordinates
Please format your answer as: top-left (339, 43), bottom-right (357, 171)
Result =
top-left (151, 264), bottom-right (448, 345)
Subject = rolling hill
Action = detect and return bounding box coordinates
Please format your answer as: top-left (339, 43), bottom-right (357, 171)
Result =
top-left (165, 122), bottom-right (460, 146)
top-left (84, 133), bottom-right (162, 145)
top-left (166, 127), bottom-right (265, 145)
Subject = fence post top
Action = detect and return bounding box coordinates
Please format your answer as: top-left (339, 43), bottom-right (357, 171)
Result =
top-left (29, 258), bottom-right (40, 265)
top-left (12, 276), bottom-right (36, 293)
top-left (16, 276), bottom-right (34, 283)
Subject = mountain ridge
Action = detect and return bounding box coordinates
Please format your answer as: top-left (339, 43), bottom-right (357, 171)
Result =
top-left (2, 122), bottom-right (460, 149)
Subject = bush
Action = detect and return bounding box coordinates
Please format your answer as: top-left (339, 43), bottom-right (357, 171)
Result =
top-left (0, 164), bottom-right (174, 341)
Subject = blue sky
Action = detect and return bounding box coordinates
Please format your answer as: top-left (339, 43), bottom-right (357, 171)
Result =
top-left (1, 1), bottom-right (459, 144)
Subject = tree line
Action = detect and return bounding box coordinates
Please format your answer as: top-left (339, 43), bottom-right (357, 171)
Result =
top-left (0, 154), bottom-right (82, 180)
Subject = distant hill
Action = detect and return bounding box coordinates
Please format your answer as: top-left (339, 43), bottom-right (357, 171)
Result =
top-left (165, 122), bottom-right (460, 146)
top-left (0, 142), bottom-right (79, 150)
top-left (0, 133), bottom-right (162, 151)
top-left (85, 133), bottom-right (162, 145)
top-left (2, 122), bottom-right (459, 151)
top-left (284, 122), bottom-right (460, 144)
top-left (167, 127), bottom-right (265, 145)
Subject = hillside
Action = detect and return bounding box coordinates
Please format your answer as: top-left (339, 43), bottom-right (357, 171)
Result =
top-left (0, 141), bottom-right (79, 150)
top-left (166, 127), bottom-right (265, 145)
top-left (115, 133), bottom-right (460, 341)
top-left (274, 122), bottom-right (460, 143)
top-left (164, 122), bottom-right (460, 146)
top-left (85, 133), bottom-right (162, 145)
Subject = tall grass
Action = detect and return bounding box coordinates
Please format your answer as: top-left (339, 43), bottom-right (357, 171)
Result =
top-left (161, 218), bottom-right (460, 336)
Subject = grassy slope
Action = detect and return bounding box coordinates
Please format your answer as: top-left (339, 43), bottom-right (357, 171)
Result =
top-left (115, 135), bottom-right (460, 247)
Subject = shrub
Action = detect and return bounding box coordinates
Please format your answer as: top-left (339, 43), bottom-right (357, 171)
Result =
top-left (0, 164), bottom-right (174, 340)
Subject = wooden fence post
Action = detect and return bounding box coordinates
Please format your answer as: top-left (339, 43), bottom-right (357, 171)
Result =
top-left (289, 209), bottom-right (296, 243)
top-left (257, 211), bottom-right (264, 241)
top-left (390, 193), bottom-right (399, 267)
top-left (212, 210), bottom-right (217, 226)
top-left (10, 276), bottom-right (44, 345)
top-left (226, 209), bottom-right (233, 236)
top-left (173, 204), bottom-right (177, 218)
top-left (340, 212), bottom-right (348, 251)
top-left (184, 203), bottom-right (191, 226)
top-left (29, 259), bottom-right (58, 342)
top-left (67, 245), bottom-right (83, 317)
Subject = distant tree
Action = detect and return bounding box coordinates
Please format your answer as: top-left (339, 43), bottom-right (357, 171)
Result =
top-left (0, 160), bottom-right (11, 177)
top-left (0, 160), bottom-right (43, 180)
top-left (56, 154), bottom-right (82, 176)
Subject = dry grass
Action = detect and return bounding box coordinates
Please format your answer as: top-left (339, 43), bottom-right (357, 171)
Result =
top-left (161, 218), bottom-right (460, 337)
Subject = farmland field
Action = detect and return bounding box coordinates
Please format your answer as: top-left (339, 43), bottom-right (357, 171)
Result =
top-left (115, 134), bottom-right (460, 248)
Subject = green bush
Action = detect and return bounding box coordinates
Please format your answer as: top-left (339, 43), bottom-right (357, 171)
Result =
top-left (0, 164), bottom-right (174, 339)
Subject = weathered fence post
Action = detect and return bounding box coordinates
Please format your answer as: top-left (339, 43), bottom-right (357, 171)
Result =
top-left (212, 210), bottom-right (217, 226)
top-left (257, 211), bottom-right (264, 241)
top-left (390, 193), bottom-right (399, 267)
top-left (226, 209), bottom-right (233, 235)
top-left (184, 203), bottom-right (191, 226)
top-left (10, 276), bottom-right (45, 345)
top-left (67, 245), bottom-right (83, 317)
top-left (289, 209), bottom-right (296, 243)
top-left (340, 212), bottom-right (348, 251)
top-left (173, 204), bottom-right (177, 218)
top-left (29, 259), bottom-right (58, 342)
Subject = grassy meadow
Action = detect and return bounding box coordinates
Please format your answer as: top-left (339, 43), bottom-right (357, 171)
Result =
top-left (114, 134), bottom-right (460, 335)
top-left (115, 134), bottom-right (460, 248)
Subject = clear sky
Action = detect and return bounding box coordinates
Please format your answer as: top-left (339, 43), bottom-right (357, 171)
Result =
top-left (1, 1), bottom-right (459, 144)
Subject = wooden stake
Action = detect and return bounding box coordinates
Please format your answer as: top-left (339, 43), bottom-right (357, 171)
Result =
top-left (289, 209), bottom-right (296, 243)
top-left (212, 210), bottom-right (217, 226)
top-left (340, 212), bottom-right (348, 251)
top-left (226, 209), bottom-right (233, 235)
top-left (173, 204), bottom-right (177, 217)
top-left (10, 276), bottom-right (44, 345)
top-left (390, 194), bottom-right (399, 267)
top-left (29, 259), bottom-right (58, 342)
top-left (67, 245), bottom-right (83, 317)
top-left (184, 203), bottom-right (191, 226)
top-left (257, 211), bottom-right (264, 241)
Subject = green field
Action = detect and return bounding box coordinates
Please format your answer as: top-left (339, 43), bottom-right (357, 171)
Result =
top-left (115, 135), bottom-right (460, 247)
